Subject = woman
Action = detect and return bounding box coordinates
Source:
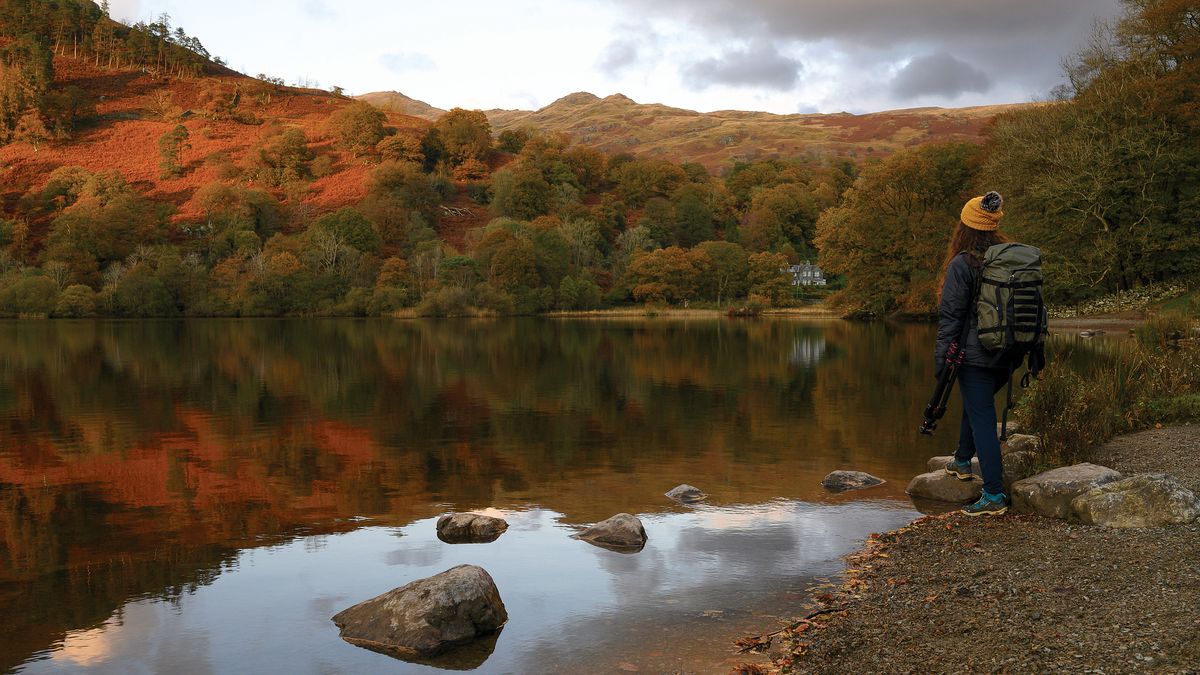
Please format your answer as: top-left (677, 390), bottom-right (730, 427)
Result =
top-left (936, 191), bottom-right (1014, 516)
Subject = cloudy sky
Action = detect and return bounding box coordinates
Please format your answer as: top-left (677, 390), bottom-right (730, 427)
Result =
top-left (108, 0), bottom-right (1123, 114)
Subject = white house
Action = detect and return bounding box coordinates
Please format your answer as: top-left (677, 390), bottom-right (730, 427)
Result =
top-left (786, 262), bottom-right (827, 287)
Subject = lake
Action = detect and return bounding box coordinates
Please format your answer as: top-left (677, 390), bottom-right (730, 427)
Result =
top-left (0, 318), bottom-right (1018, 673)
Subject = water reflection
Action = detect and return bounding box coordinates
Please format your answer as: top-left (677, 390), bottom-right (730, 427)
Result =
top-left (18, 504), bottom-right (915, 674)
top-left (0, 318), bottom-right (972, 672)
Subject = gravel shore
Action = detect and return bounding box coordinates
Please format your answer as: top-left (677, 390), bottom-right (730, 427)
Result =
top-left (765, 425), bottom-right (1200, 674)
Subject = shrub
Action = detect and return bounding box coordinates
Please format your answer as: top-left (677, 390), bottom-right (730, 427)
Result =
top-left (53, 284), bottom-right (97, 317)
top-left (1135, 310), bottom-right (1195, 347)
top-left (415, 286), bottom-right (475, 317)
top-left (0, 275), bottom-right (59, 315)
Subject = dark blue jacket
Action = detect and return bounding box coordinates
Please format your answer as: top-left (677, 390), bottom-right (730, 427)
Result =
top-left (935, 252), bottom-right (1011, 373)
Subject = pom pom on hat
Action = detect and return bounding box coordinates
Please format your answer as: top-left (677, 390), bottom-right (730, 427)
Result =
top-left (962, 191), bottom-right (1004, 231)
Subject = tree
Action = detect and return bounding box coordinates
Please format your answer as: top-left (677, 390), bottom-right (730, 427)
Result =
top-left (626, 247), bottom-right (704, 304)
top-left (377, 133), bottom-right (423, 163)
top-left (0, 275), bottom-right (58, 315)
top-left (330, 101), bottom-right (385, 156)
top-left (674, 184), bottom-right (715, 247)
top-left (491, 166), bottom-right (552, 220)
top-left (253, 128), bottom-right (313, 185)
top-left (497, 128), bottom-right (530, 154)
top-left (746, 252), bottom-right (792, 306)
top-left (157, 124), bottom-right (189, 177)
top-left (434, 108), bottom-right (492, 166)
top-left (695, 241), bottom-right (748, 305)
top-left (54, 284), bottom-right (96, 317)
top-left (816, 142), bottom-right (979, 315)
top-left (311, 208), bottom-right (379, 253)
top-left (437, 255), bottom-right (480, 289)
top-left (489, 238), bottom-right (540, 292)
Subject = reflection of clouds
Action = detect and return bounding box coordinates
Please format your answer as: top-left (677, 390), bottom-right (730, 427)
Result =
top-left (50, 601), bottom-right (214, 675)
top-left (383, 540), bottom-right (443, 567)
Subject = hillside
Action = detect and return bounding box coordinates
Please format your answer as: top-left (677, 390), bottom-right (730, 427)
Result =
top-left (356, 91), bottom-right (447, 121)
top-left (0, 56), bottom-right (430, 226)
top-left (479, 92), bottom-right (1026, 169)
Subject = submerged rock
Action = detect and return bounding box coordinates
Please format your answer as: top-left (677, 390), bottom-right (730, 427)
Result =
top-left (1002, 434), bottom-right (1041, 455)
top-left (1071, 473), bottom-right (1200, 528)
top-left (926, 456), bottom-right (981, 475)
top-left (436, 513), bottom-right (508, 544)
top-left (821, 470), bottom-right (885, 493)
top-left (1011, 463), bottom-right (1122, 520)
top-left (665, 484), bottom-right (708, 503)
top-left (905, 471), bottom-right (982, 503)
top-left (331, 565), bottom-right (507, 660)
top-left (574, 513), bottom-right (647, 552)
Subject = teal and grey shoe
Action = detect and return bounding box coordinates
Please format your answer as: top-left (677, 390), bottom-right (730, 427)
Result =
top-left (944, 459), bottom-right (975, 481)
top-left (962, 491), bottom-right (1009, 517)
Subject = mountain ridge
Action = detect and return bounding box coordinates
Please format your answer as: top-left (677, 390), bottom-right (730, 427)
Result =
top-left (359, 89), bottom-right (1032, 169)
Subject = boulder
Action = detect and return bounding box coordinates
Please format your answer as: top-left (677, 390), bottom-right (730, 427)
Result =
top-left (926, 456), bottom-right (981, 475)
top-left (436, 513), bottom-right (508, 544)
top-left (573, 513), bottom-right (647, 552)
top-left (1011, 463), bottom-right (1122, 519)
top-left (1002, 433), bottom-right (1041, 455)
top-left (665, 484), bottom-right (708, 503)
top-left (331, 565), bottom-right (507, 660)
top-left (997, 421), bottom-right (1022, 436)
top-left (905, 471), bottom-right (982, 504)
top-left (821, 470), bottom-right (885, 493)
top-left (1002, 450), bottom-right (1042, 489)
top-left (1071, 474), bottom-right (1200, 528)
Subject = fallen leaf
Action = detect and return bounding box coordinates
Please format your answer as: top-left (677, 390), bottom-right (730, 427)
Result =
top-left (618, 663), bottom-right (639, 672)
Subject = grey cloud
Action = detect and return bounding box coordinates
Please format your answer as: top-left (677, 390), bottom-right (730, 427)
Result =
top-left (891, 52), bottom-right (992, 100)
top-left (682, 43), bottom-right (803, 91)
top-left (599, 39), bottom-right (641, 74)
top-left (614, 0), bottom-right (1120, 102)
top-left (379, 51), bottom-right (436, 73)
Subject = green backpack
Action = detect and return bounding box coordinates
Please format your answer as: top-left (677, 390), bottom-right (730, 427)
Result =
top-left (975, 242), bottom-right (1048, 356)
top-left (974, 242), bottom-right (1049, 440)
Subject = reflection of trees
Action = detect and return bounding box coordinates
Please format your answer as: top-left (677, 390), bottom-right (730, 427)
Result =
top-left (0, 318), bottom-right (933, 670)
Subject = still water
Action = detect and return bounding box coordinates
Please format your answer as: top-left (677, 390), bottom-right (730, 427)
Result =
top-left (1, 318), bottom-right (994, 673)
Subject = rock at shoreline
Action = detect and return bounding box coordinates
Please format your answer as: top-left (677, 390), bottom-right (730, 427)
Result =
top-left (436, 513), bottom-right (509, 544)
top-left (822, 471), bottom-right (885, 493)
top-left (1003, 434), bottom-right (1041, 455)
top-left (1071, 473), bottom-right (1200, 528)
top-left (332, 565), bottom-right (507, 660)
top-left (927, 456), bottom-right (981, 475)
top-left (997, 421), bottom-right (1023, 437)
top-left (665, 484), bottom-right (708, 503)
top-left (574, 513), bottom-right (647, 552)
top-left (1002, 451), bottom-right (1041, 489)
top-left (1011, 463), bottom-right (1122, 519)
top-left (906, 471), bottom-right (982, 503)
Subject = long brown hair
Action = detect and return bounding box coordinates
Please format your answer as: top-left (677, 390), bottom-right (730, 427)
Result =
top-left (938, 222), bottom-right (1010, 295)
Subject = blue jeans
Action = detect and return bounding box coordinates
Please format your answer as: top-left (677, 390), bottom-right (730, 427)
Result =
top-left (954, 366), bottom-right (1009, 495)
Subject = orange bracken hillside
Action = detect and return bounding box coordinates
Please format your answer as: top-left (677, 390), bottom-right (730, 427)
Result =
top-left (0, 50), bottom-right (430, 226)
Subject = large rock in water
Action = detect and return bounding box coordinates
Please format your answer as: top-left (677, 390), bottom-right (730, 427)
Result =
top-left (665, 484), bottom-right (708, 503)
top-left (331, 565), bottom-right (507, 660)
top-left (436, 513), bottom-right (508, 544)
top-left (906, 471), bottom-right (982, 503)
top-left (821, 470), bottom-right (885, 493)
top-left (574, 513), bottom-right (647, 552)
top-left (926, 456), bottom-right (982, 474)
top-left (1071, 474), bottom-right (1200, 528)
top-left (1011, 463), bottom-right (1122, 519)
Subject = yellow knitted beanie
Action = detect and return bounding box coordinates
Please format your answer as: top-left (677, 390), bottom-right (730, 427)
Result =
top-left (961, 191), bottom-right (1004, 231)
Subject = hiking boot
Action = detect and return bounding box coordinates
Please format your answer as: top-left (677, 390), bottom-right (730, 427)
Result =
top-left (962, 491), bottom-right (1009, 517)
top-left (944, 459), bottom-right (975, 481)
